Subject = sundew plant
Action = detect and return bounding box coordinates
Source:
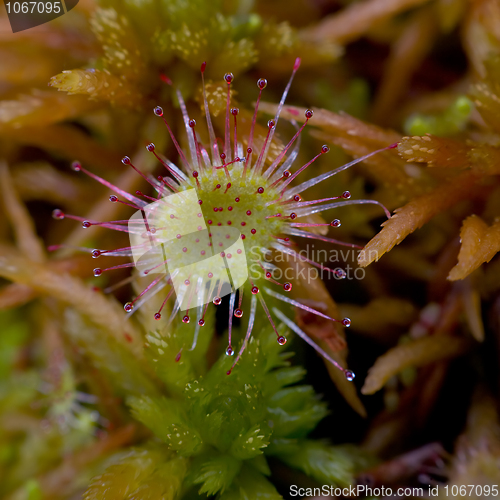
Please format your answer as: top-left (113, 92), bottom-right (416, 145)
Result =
top-left (52, 58), bottom-right (394, 379)
top-left (48, 60), bottom-right (393, 497)
top-left (1, 0), bottom-right (500, 499)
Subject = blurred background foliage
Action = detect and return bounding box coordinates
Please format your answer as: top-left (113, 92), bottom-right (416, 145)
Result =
top-left (1, 0), bottom-right (500, 498)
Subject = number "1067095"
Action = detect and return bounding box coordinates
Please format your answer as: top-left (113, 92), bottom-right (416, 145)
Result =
top-left (5, 2), bottom-right (61, 14)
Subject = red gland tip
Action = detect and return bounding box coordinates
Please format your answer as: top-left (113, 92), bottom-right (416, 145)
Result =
top-left (251, 286), bottom-right (259, 294)
top-left (93, 268), bottom-right (102, 276)
top-left (305, 109), bottom-right (313, 119)
top-left (201, 61), bottom-right (207, 73)
top-left (154, 106), bottom-right (163, 116)
top-left (283, 282), bottom-right (292, 291)
top-left (335, 268), bottom-right (347, 279)
top-left (344, 370), bottom-right (355, 381)
top-left (257, 187), bottom-right (264, 194)
top-left (257, 78), bottom-right (267, 90)
top-left (321, 145), bottom-right (330, 153)
top-left (234, 308), bottom-right (243, 318)
top-left (277, 335), bottom-right (287, 345)
top-left (342, 191), bottom-right (351, 199)
top-left (224, 73), bottom-right (234, 84)
top-left (213, 297), bottom-right (221, 305)
top-left (182, 315), bottom-right (190, 324)
top-left (189, 119), bottom-right (196, 128)
top-left (82, 221), bottom-right (91, 228)
top-left (268, 119), bottom-right (275, 129)
top-left (231, 108), bottom-right (239, 115)
top-left (160, 73), bottom-right (172, 85)
top-left (331, 219), bottom-right (341, 227)
top-left (146, 143), bottom-right (155, 152)
top-left (91, 249), bottom-right (101, 258)
top-left (121, 156), bottom-right (131, 165)
top-left (289, 213), bottom-right (297, 220)
top-left (52, 209), bottom-right (65, 220)
top-left (154, 313), bottom-right (161, 320)
top-left (198, 319), bottom-right (205, 326)
top-left (226, 346), bottom-right (234, 356)
top-left (294, 57), bottom-right (301, 70)
top-left (71, 161), bottom-right (81, 171)
top-left (124, 302), bottom-right (134, 312)
top-left (109, 195), bottom-right (118, 202)
top-left (342, 318), bottom-right (351, 327)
